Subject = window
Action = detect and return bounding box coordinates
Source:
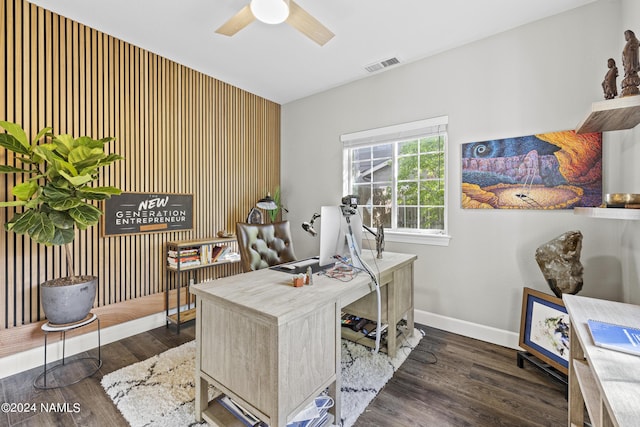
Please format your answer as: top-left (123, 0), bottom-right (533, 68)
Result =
top-left (341, 116), bottom-right (449, 245)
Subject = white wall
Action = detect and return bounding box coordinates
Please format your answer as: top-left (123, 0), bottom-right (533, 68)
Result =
top-left (619, 0), bottom-right (640, 305)
top-left (282, 0), bottom-right (638, 347)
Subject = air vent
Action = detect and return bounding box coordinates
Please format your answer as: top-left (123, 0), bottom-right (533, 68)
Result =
top-left (364, 57), bottom-right (400, 73)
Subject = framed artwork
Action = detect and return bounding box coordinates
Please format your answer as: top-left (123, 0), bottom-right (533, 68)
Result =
top-left (519, 287), bottom-right (569, 375)
top-left (461, 130), bottom-right (602, 209)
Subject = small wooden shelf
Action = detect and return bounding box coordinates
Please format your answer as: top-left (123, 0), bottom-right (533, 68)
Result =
top-left (574, 206), bottom-right (640, 220)
top-left (166, 307), bottom-right (197, 325)
top-left (575, 95), bottom-right (640, 134)
top-left (165, 237), bottom-right (241, 332)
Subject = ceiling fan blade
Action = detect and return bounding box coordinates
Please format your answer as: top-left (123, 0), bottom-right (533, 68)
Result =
top-left (215, 4), bottom-right (256, 36)
top-left (286, 0), bottom-right (334, 46)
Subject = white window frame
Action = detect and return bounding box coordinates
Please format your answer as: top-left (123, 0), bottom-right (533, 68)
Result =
top-left (341, 116), bottom-right (451, 246)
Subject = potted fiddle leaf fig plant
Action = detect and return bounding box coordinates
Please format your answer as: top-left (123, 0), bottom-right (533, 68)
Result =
top-left (0, 121), bottom-right (123, 324)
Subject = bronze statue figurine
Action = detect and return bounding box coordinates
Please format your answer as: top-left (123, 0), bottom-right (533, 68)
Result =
top-left (621, 29), bottom-right (640, 97)
top-left (602, 58), bottom-right (618, 99)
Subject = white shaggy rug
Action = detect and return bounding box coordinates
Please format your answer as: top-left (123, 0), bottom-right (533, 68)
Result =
top-left (101, 328), bottom-right (423, 427)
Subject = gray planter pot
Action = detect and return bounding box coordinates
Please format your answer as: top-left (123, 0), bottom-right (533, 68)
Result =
top-left (40, 276), bottom-right (97, 324)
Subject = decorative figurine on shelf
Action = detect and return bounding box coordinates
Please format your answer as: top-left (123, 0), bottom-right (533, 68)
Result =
top-left (621, 29), bottom-right (640, 97)
top-left (602, 58), bottom-right (618, 99)
top-left (535, 230), bottom-right (584, 298)
top-left (375, 215), bottom-right (385, 259)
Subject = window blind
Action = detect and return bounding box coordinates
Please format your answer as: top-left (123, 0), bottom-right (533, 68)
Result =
top-left (340, 116), bottom-right (448, 148)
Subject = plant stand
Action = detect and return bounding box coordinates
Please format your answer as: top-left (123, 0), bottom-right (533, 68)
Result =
top-left (33, 313), bottom-right (102, 389)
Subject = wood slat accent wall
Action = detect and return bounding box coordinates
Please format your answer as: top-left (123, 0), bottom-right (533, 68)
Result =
top-left (0, 0), bottom-right (280, 343)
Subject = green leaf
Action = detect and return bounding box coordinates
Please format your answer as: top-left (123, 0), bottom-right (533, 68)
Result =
top-left (48, 197), bottom-right (82, 210)
top-left (12, 181), bottom-right (39, 201)
top-left (48, 210), bottom-right (75, 230)
top-left (0, 164), bottom-right (30, 173)
top-left (98, 153), bottom-right (124, 167)
top-left (51, 134), bottom-right (75, 156)
top-left (68, 145), bottom-right (104, 167)
top-left (77, 186), bottom-right (122, 200)
top-left (33, 145), bottom-right (65, 167)
top-left (76, 136), bottom-right (104, 149)
top-left (42, 184), bottom-right (74, 201)
top-left (9, 210), bottom-right (56, 244)
top-left (0, 121), bottom-right (29, 150)
top-left (59, 170), bottom-right (93, 186)
top-left (51, 227), bottom-right (75, 245)
top-left (68, 203), bottom-right (102, 229)
top-left (0, 133), bottom-right (30, 155)
top-left (28, 213), bottom-right (57, 245)
top-left (5, 210), bottom-right (30, 233)
top-left (31, 127), bottom-right (52, 146)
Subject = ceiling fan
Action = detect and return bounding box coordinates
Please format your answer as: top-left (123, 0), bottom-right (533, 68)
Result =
top-left (215, 0), bottom-right (334, 46)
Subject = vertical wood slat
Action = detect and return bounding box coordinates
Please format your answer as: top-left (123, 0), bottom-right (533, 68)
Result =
top-left (0, 0), bottom-right (279, 334)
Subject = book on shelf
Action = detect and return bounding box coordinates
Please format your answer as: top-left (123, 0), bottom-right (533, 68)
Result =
top-left (587, 319), bottom-right (640, 357)
top-left (168, 248), bottom-right (199, 257)
top-left (219, 251), bottom-right (241, 262)
top-left (287, 395), bottom-right (333, 427)
top-left (217, 395), bottom-right (267, 427)
top-left (198, 244), bottom-right (233, 264)
top-left (167, 258), bottom-right (201, 268)
top-left (211, 245), bottom-right (226, 262)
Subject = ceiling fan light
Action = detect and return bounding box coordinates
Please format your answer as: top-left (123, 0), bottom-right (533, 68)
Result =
top-left (250, 0), bottom-right (289, 25)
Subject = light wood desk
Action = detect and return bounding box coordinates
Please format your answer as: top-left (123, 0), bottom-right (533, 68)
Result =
top-left (190, 251), bottom-right (416, 427)
top-left (564, 294), bottom-right (640, 427)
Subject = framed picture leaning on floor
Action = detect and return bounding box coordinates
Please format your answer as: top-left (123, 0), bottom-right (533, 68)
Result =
top-left (519, 287), bottom-right (569, 375)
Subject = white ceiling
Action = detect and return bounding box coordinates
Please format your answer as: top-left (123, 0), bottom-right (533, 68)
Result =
top-left (28, 0), bottom-right (596, 105)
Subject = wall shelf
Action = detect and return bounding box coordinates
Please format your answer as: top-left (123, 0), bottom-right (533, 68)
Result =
top-left (574, 207), bottom-right (640, 220)
top-left (575, 95), bottom-right (640, 134)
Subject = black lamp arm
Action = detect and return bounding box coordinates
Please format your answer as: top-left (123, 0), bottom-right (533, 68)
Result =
top-left (362, 224), bottom-right (378, 238)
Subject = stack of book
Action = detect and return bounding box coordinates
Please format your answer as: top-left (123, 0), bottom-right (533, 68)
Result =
top-left (216, 394), bottom-right (333, 427)
top-left (341, 312), bottom-right (408, 343)
top-left (287, 395), bottom-right (333, 427)
top-left (167, 247), bottom-right (201, 268)
top-left (217, 395), bottom-right (267, 427)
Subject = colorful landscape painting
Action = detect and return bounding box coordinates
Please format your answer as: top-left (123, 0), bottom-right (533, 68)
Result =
top-left (461, 130), bottom-right (602, 209)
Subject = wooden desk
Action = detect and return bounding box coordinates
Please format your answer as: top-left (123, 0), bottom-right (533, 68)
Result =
top-left (190, 251), bottom-right (416, 427)
top-left (564, 294), bottom-right (640, 427)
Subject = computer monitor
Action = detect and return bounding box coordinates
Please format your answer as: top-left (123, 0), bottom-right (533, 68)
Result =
top-left (319, 205), bottom-right (363, 267)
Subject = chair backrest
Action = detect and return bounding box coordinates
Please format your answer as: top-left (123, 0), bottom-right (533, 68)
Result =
top-left (235, 221), bottom-right (297, 272)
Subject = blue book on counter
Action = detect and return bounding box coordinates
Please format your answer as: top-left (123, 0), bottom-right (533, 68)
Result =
top-left (587, 319), bottom-right (640, 357)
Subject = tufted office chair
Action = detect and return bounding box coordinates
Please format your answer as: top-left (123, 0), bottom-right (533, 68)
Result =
top-left (236, 221), bottom-right (297, 272)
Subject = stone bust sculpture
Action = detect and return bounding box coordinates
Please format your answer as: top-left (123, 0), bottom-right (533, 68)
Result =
top-left (535, 230), bottom-right (584, 298)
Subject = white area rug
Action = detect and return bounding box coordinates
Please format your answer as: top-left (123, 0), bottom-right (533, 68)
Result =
top-left (101, 328), bottom-right (423, 427)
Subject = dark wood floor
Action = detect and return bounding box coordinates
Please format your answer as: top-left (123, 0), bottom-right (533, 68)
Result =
top-left (0, 323), bottom-right (567, 427)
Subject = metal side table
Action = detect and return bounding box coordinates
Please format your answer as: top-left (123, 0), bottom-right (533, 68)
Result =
top-left (33, 313), bottom-right (102, 389)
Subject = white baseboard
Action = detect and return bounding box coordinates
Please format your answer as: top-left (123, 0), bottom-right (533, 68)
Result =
top-left (414, 309), bottom-right (521, 350)
top-left (0, 312), bottom-right (168, 379)
top-left (1, 308), bottom-right (521, 380)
